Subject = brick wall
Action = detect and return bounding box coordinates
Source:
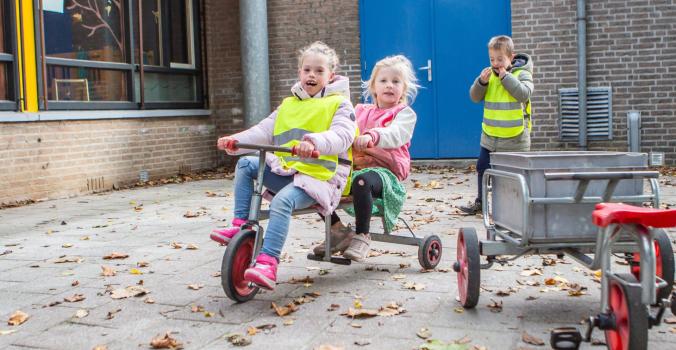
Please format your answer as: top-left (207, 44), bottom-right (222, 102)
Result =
top-left (0, 117), bottom-right (217, 205)
top-left (511, 0), bottom-right (676, 164)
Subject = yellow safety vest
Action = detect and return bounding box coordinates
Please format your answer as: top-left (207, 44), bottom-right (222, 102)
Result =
top-left (482, 69), bottom-right (531, 138)
top-left (274, 95), bottom-right (355, 195)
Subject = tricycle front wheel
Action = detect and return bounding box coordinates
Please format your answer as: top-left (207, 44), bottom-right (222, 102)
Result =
top-left (221, 229), bottom-right (259, 303)
top-left (605, 273), bottom-right (648, 350)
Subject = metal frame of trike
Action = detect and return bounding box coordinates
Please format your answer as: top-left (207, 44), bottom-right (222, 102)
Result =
top-left (236, 143), bottom-right (441, 269)
top-left (477, 168), bottom-right (670, 343)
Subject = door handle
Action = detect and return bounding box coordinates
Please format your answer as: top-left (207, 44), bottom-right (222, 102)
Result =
top-left (418, 59), bottom-right (432, 82)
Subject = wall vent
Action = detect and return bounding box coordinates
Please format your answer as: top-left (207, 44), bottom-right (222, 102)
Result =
top-left (558, 87), bottom-right (613, 140)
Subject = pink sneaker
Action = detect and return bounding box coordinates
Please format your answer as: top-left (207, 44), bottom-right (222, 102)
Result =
top-left (210, 218), bottom-right (247, 245)
top-left (243, 253), bottom-right (278, 290)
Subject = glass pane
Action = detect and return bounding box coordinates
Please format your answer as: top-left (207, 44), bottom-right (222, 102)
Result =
top-left (44, 0), bottom-right (126, 62)
top-left (133, 0), bottom-right (162, 66)
top-left (169, 0), bottom-right (190, 64)
top-left (134, 72), bottom-right (196, 102)
top-left (0, 62), bottom-right (8, 100)
top-left (47, 65), bottom-right (128, 101)
top-left (0, 1), bottom-right (5, 53)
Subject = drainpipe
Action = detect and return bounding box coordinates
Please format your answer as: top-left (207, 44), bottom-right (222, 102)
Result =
top-left (240, 0), bottom-right (271, 127)
top-left (577, 0), bottom-right (588, 150)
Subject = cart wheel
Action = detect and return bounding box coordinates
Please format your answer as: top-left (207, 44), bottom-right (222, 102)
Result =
top-left (456, 227), bottom-right (480, 308)
top-left (605, 273), bottom-right (648, 350)
top-left (221, 229), bottom-right (259, 303)
top-left (630, 229), bottom-right (675, 304)
top-left (418, 235), bottom-right (442, 270)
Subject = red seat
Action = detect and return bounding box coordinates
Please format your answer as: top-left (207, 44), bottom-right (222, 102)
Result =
top-left (592, 203), bottom-right (676, 228)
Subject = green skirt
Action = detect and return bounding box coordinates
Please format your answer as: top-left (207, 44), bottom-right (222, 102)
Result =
top-left (344, 167), bottom-right (406, 232)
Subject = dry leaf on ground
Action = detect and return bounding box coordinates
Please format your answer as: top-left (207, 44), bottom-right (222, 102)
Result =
top-left (92, 345), bottom-right (108, 350)
top-left (522, 331), bottom-right (545, 345)
top-left (487, 299), bottom-right (503, 313)
top-left (101, 265), bottom-right (116, 276)
top-left (225, 333), bottom-right (252, 346)
top-left (7, 311), bottom-right (28, 326)
top-left (187, 284), bottom-right (204, 290)
top-left (317, 346), bottom-right (344, 350)
top-left (403, 281), bottom-right (426, 291)
top-left (271, 302), bottom-right (298, 317)
top-left (417, 327), bottom-right (432, 339)
top-left (111, 286), bottom-right (149, 299)
top-left (137, 261), bottom-right (150, 267)
top-left (186, 243), bottom-right (199, 250)
top-left (170, 242), bottom-right (183, 249)
top-left (64, 294), bottom-right (85, 303)
top-left (0, 329), bottom-right (17, 335)
top-left (150, 332), bottom-right (183, 349)
top-left (53, 256), bottom-right (83, 264)
top-left (74, 309), bottom-right (89, 318)
top-left (341, 307), bottom-right (379, 319)
top-left (103, 252), bottom-right (129, 260)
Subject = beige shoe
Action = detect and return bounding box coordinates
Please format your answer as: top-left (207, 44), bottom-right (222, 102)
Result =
top-left (312, 222), bottom-right (355, 257)
top-left (343, 234), bottom-right (371, 262)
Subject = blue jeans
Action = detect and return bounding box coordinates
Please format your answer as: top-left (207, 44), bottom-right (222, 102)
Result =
top-left (233, 156), bottom-right (316, 259)
top-left (476, 147), bottom-right (491, 202)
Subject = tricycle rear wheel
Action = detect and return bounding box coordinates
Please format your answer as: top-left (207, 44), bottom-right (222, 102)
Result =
top-left (456, 227), bottom-right (480, 308)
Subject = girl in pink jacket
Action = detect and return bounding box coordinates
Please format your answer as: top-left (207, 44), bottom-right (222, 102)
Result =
top-left (212, 42), bottom-right (357, 290)
top-left (313, 55), bottom-right (419, 262)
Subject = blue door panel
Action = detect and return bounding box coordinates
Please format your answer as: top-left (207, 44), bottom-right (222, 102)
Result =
top-left (360, 0), bottom-right (511, 159)
top-left (359, 0), bottom-right (437, 158)
top-left (433, 0), bottom-right (511, 157)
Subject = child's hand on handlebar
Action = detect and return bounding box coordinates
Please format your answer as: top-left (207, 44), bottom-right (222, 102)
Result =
top-left (353, 134), bottom-right (374, 151)
top-left (294, 141), bottom-right (316, 158)
top-left (217, 137), bottom-right (238, 152)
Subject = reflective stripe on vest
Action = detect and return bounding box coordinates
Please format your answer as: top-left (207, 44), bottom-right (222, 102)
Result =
top-left (273, 95), bottom-right (345, 181)
top-left (482, 69), bottom-right (527, 138)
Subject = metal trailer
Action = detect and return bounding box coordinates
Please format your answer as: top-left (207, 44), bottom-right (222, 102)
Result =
top-left (453, 151), bottom-right (675, 350)
top-left (220, 143), bottom-right (443, 303)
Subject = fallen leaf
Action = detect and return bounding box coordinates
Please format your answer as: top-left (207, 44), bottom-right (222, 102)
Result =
top-left (327, 304), bottom-right (340, 312)
top-left (403, 281), bottom-right (426, 291)
top-left (287, 276), bottom-right (314, 285)
top-left (0, 329), bottom-right (17, 336)
top-left (522, 331), bottom-right (544, 345)
top-left (283, 318), bottom-right (295, 326)
top-left (341, 307), bottom-right (379, 319)
top-left (74, 309), bottom-right (89, 318)
top-left (271, 302), bottom-right (298, 317)
top-left (454, 307), bottom-right (465, 313)
top-left (71, 280), bottom-right (79, 287)
top-left (247, 326), bottom-right (258, 336)
top-left (391, 274), bottom-right (407, 280)
top-left (129, 268), bottom-right (143, 275)
top-left (225, 333), bottom-right (251, 346)
top-left (103, 252), bottom-right (129, 260)
top-left (191, 305), bottom-right (205, 313)
top-left (101, 265), bottom-right (117, 277)
top-left (150, 332), bottom-right (183, 349)
top-left (106, 308), bottom-right (121, 320)
top-left (211, 271), bottom-right (221, 277)
top-left (92, 345), bottom-right (108, 350)
top-left (144, 297), bottom-right (155, 304)
top-left (111, 286), bottom-right (149, 299)
top-left (187, 284), bottom-right (204, 290)
top-left (354, 339), bottom-right (371, 346)
top-left (80, 236), bottom-right (90, 240)
top-left (7, 311), bottom-right (28, 326)
top-left (62, 243), bottom-right (73, 248)
top-left (317, 346), bottom-right (344, 350)
top-left (137, 261), bottom-right (150, 267)
top-left (417, 327), bottom-right (432, 339)
top-left (350, 322), bottom-right (362, 328)
top-left (53, 256), bottom-right (83, 264)
top-left (520, 268), bottom-right (543, 277)
top-left (664, 316), bottom-right (676, 324)
top-left (487, 299), bottom-right (503, 313)
top-left (64, 294), bottom-right (86, 303)
top-left (186, 243), bottom-right (199, 250)
top-left (170, 242), bottom-right (183, 249)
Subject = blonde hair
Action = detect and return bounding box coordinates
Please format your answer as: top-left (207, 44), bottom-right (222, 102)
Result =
top-left (297, 41), bottom-right (340, 72)
top-left (363, 55), bottom-right (419, 105)
top-left (488, 35), bottom-right (514, 55)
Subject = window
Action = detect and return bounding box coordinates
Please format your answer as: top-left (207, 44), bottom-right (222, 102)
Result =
top-left (38, 0), bottom-right (202, 110)
top-left (0, 0), bottom-right (17, 110)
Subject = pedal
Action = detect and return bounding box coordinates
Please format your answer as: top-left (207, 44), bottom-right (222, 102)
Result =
top-left (550, 327), bottom-right (582, 350)
top-left (306, 253), bottom-right (351, 265)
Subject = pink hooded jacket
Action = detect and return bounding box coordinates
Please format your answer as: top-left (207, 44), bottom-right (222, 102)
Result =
top-left (227, 76), bottom-right (357, 215)
top-left (353, 103), bottom-right (417, 181)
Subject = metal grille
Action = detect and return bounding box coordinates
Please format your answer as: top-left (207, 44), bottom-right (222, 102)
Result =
top-left (559, 87), bottom-right (613, 140)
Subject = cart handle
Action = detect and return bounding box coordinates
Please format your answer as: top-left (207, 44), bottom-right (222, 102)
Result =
top-left (234, 142), bottom-right (320, 158)
top-left (544, 171), bottom-right (659, 181)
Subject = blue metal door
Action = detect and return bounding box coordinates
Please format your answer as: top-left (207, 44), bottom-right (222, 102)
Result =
top-left (359, 0), bottom-right (511, 158)
top-left (359, 0), bottom-right (437, 158)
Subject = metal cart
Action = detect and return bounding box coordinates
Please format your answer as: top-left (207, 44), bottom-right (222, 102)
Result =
top-left (452, 151), bottom-right (675, 350)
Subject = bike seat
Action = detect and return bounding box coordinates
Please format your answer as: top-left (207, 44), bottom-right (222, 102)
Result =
top-left (592, 203), bottom-right (676, 228)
